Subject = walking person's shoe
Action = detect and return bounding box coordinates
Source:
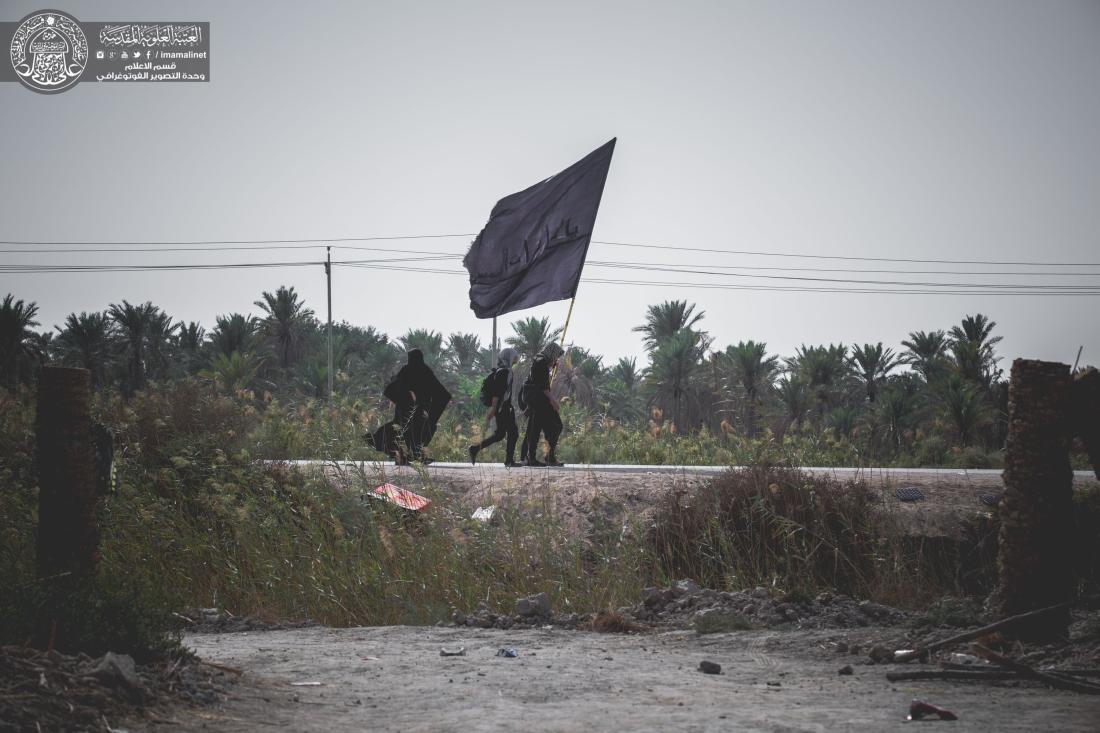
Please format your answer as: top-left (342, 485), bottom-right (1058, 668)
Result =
top-left (546, 455), bottom-right (564, 467)
top-left (526, 457), bottom-right (546, 467)
top-left (468, 445), bottom-right (479, 465)
top-left (504, 459), bottom-right (519, 467)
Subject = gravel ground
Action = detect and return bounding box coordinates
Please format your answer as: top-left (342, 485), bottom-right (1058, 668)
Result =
top-left (149, 624), bottom-right (1100, 732)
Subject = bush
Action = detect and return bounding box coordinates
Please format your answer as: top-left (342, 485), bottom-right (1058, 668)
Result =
top-left (646, 464), bottom-right (979, 607)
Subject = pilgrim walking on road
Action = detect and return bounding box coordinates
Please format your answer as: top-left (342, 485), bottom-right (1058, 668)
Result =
top-left (469, 347), bottom-right (521, 467)
top-left (370, 348), bottom-right (451, 464)
top-left (521, 343), bottom-right (564, 467)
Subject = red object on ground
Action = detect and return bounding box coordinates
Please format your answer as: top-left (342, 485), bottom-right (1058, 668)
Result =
top-left (907, 699), bottom-right (958, 721)
top-left (370, 483), bottom-right (431, 511)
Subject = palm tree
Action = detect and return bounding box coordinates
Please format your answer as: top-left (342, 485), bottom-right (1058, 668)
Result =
top-left (789, 344), bottom-right (849, 419)
top-left (255, 286), bottom-right (316, 369)
top-left (176, 321), bottom-right (205, 375)
top-left (633, 300), bottom-right (705, 352)
top-left (202, 351), bottom-right (264, 393)
top-left (108, 300), bottom-right (161, 394)
top-left (145, 309), bottom-right (180, 381)
top-left (208, 313), bottom-right (258, 358)
top-left (444, 333), bottom-right (482, 376)
top-left (54, 311), bottom-right (114, 388)
top-left (901, 330), bottom-right (949, 383)
top-left (720, 340), bottom-right (779, 436)
top-left (775, 375), bottom-right (811, 433)
top-left (0, 294), bottom-right (42, 390)
top-left (948, 314), bottom-right (1002, 388)
top-left (849, 342), bottom-right (899, 403)
top-left (505, 317), bottom-right (562, 363)
top-left (938, 373), bottom-right (990, 447)
top-left (646, 329), bottom-right (711, 429)
top-left (604, 356), bottom-right (645, 424)
top-left (399, 329), bottom-right (444, 368)
top-left (877, 378), bottom-right (918, 453)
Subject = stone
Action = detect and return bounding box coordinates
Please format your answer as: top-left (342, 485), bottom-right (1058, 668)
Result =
top-left (693, 607), bottom-right (752, 634)
top-left (515, 592), bottom-right (551, 618)
top-left (838, 665), bottom-right (854, 675)
top-left (642, 587), bottom-right (674, 608)
top-left (88, 652), bottom-right (142, 694)
top-left (868, 646), bottom-right (893, 664)
top-left (672, 579), bottom-right (701, 598)
top-left (698, 660), bottom-right (722, 674)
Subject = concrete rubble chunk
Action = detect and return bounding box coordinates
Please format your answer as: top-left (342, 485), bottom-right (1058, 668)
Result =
top-left (88, 652), bottom-right (142, 693)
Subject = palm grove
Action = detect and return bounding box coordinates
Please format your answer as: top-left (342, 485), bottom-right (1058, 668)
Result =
top-left (2, 288), bottom-right (1017, 466)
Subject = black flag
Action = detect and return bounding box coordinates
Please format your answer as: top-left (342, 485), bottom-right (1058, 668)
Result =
top-left (463, 139), bottom-right (615, 319)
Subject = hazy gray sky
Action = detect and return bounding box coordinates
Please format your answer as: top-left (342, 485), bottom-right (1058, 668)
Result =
top-left (2, 0), bottom-right (1098, 367)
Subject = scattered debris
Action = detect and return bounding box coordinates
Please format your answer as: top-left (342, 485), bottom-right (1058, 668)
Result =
top-left (0, 645), bottom-right (233, 731)
top-left (894, 601), bottom-right (1073, 663)
top-left (698, 660), bottom-right (721, 675)
top-left (369, 483), bottom-right (431, 512)
top-left (471, 505), bottom-right (497, 523)
top-left (895, 487), bottom-right (925, 502)
top-left (496, 648), bottom-right (518, 658)
top-left (290, 681), bottom-right (323, 687)
top-left (907, 699), bottom-right (958, 721)
top-left (979, 493), bottom-right (1000, 507)
top-left (582, 609), bottom-right (647, 634)
top-left (439, 646), bottom-right (466, 657)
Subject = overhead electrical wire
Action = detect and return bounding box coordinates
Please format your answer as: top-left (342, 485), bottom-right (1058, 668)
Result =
top-left (1, 233), bottom-right (1097, 267)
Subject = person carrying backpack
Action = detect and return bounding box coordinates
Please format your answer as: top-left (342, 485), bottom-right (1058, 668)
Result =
top-left (469, 347), bottom-right (521, 466)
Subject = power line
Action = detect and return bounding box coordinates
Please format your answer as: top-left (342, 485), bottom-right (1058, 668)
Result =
top-left (589, 240), bottom-right (1100, 267)
top-left (0, 233), bottom-right (476, 248)
top-left (335, 263), bottom-right (1100, 296)
top-left (2, 232), bottom-right (1097, 267)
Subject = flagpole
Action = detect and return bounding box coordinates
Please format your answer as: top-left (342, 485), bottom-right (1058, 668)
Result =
top-left (491, 316), bottom-right (498, 366)
top-left (551, 296), bottom-right (576, 383)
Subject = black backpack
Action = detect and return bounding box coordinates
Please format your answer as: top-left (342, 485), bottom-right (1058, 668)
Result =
top-left (479, 367), bottom-right (504, 407)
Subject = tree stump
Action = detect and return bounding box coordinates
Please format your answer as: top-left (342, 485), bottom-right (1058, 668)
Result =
top-left (36, 367), bottom-right (100, 580)
top-left (991, 359), bottom-right (1074, 640)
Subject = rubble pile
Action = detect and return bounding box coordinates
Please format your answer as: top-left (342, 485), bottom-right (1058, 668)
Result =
top-left (453, 582), bottom-right (908, 632)
top-left (0, 645), bottom-right (232, 733)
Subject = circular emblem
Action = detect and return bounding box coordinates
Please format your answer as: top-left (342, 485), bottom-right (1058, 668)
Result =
top-left (10, 10), bottom-right (88, 94)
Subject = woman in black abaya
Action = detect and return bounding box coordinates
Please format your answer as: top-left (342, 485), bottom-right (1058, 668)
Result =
top-left (370, 348), bottom-right (451, 464)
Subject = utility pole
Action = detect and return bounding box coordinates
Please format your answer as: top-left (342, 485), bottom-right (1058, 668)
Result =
top-left (326, 246), bottom-right (333, 400)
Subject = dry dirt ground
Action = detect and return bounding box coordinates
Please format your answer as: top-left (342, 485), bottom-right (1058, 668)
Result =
top-left (143, 625), bottom-right (1100, 732)
top-left (125, 466), bottom-right (1097, 731)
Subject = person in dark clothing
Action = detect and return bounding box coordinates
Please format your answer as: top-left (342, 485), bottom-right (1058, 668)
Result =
top-left (371, 348), bottom-right (452, 464)
top-left (521, 342), bottom-right (564, 467)
top-left (469, 347), bottom-right (521, 466)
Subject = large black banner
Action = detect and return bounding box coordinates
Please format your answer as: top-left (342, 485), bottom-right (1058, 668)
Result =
top-left (463, 139), bottom-right (615, 319)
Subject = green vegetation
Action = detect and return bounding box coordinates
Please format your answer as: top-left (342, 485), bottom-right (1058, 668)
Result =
top-left (2, 289), bottom-right (1097, 655)
top-left (6, 288), bottom-right (1090, 467)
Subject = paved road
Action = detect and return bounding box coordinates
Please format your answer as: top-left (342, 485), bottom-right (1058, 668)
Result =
top-left (281, 460), bottom-right (1096, 479)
